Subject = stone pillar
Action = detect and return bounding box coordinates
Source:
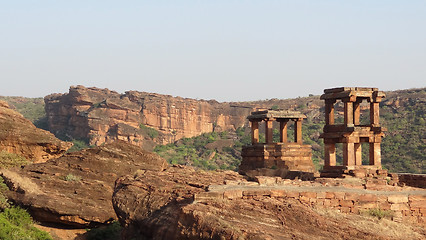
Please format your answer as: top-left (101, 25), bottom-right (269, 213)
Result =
top-left (265, 119), bottom-right (273, 144)
top-left (343, 142), bottom-right (355, 166)
top-left (354, 143), bottom-right (362, 165)
top-left (279, 120), bottom-right (288, 143)
top-left (325, 100), bottom-right (335, 125)
top-left (369, 142), bottom-right (381, 165)
top-left (294, 119), bottom-right (303, 143)
top-left (353, 101), bottom-right (361, 125)
top-left (324, 143), bottom-right (336, 167)
top-left (251, 120), bottom-right (259, 144)
top-left (370, 102), bottom-right (380, 126)
top-left (343, 100), bottom-right (354, 126)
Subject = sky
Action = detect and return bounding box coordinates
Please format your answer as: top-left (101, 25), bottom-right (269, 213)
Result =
top-left (0, 1), bottom-right (425, 102)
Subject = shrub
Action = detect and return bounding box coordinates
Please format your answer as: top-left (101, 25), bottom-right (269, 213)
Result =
top-left (365, 208), bottom-right (394, 220)
top-left (0, 206), bottom-right (53, 240)
top-left (67, 139), bottom-right (91, 153)
top-left (63, 174), bottom-right (81, 182)
top-left (85, 221), bottom-right (121, 240)
top-left (139, 124), bottom-right (159, 139)
top-left (0, 151), bottom-right (30, 169)
top-left (0, 176), bottom-right (10, 209)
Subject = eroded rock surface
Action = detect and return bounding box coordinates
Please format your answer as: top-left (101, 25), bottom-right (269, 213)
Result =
top-left (113, 167), bottom-right (426, 240)
top-left (45, 85), bottom-right (254, 146)
top-left (0, 141), bottom-right (167, 227)
top-left (112, 165), bottom-right (247, 239)
top-left (0, 100), bottom-right (71, 162)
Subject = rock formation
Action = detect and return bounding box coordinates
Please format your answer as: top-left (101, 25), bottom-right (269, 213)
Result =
top-left (44, 85), bottom-right (255, 146)
top-left (113, 166), bottom-right (426, 240)
top-left (0, 141), bottom-right (167, 227)
top-left (0, 100), bottom-right (71, 163)
top-left (112, 165), bottom-right (247, 239)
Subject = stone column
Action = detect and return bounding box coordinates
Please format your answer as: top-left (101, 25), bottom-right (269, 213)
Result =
top-left (325, 100), bottom-right (335, 125)
top-left (294, 119), bottom-right (303, 143)
top-left (343, 142), bottom-right (355, 166)
top-left (279, 119), bottom-right (288, 143)
top-left (370, 102), bottom-right (380, 126)
top-left (354, 143), bottom-right (362, 165)
top-left (369, 142), bottom-right (381, 165)
top-left (324, 143), bottom-right (336, 167)
top-left (343, 99), bottom-right (354, 126)
top-left (353, 101), bottom-right (361, 125)
top-left (251, 120), bottom-right (259, 144)
top-left (265, 119), bottom-right (273, 144)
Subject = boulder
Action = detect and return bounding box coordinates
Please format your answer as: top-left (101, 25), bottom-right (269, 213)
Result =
top-left (0, 141), bottom-right (167, 227)
top-left (0, 100), bottom-right (71, 163)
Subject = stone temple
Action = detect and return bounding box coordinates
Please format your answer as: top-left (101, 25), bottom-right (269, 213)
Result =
top-left (319, 87), bottom-right (387, 178)
top-left (238, 109), bottom-right (316, 179)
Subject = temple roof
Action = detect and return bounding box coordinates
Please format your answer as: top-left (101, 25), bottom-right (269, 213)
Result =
top-left (320, 87), bottom-right (385, 101)
top-left (247, 110), bottom-right (306, 120)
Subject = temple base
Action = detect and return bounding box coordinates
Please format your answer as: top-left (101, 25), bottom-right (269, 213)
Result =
top-left (239, 143), bottom-right (316, 179)
top-left (320, 165), bottom-right (387, 178)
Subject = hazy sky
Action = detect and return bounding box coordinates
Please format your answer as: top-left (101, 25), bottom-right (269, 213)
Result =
top-left (1, 1), bottom-right (425, 102)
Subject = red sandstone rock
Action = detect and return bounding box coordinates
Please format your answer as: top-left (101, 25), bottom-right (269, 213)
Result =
top-left (112, 166), bottom-right (426, 239)
top-left (45, 85), bottom-right (255, 146)
top-left (0, 100), bottom-right (71, 162)
top-left (0, 141), bottom-right (167, 227)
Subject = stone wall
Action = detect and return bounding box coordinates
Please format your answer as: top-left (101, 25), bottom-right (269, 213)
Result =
top-left (396, 173), bottom-right (426, 189)
top-left (195, 182), bottom-right (426, 226)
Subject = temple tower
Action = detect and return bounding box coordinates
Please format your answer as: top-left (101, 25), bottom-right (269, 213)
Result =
top-left (320, 87), bottom-right (386, 178)
top-left (239, 110), bottom-right (315, 179)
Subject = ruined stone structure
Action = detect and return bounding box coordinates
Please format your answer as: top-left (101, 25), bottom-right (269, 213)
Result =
top-left (239, 110), bottom-right (315, 178)
top-left (320, 87), bottom-right (386, 178)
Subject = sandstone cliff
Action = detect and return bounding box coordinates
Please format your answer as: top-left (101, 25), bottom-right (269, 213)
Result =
top-left (0, 141), bottom-right (167, 227)
top-left (44, 85), bottom-right (255, 146)
top-left (0, 100), bottom-right (71, 163)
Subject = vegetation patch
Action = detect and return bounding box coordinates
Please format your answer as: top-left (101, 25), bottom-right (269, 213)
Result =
top-left (85, 221), bottom-right (122, 240)
top-left (364, 208), bottom-right (394, 220)
top-left (62, 174), bottom-right (82, 182)
top-left (0, 176), bottom-right (10, 209)
top-left (155, 130), bottom-right (249, 171)
top-left (0, 151), bottom-right (30, 169)
top-left (0, 206), bottom-right (53, 240)
top-left (139, 124), bottom-right (159, 139)
top-left (67, 139), bottom-right (92, 153)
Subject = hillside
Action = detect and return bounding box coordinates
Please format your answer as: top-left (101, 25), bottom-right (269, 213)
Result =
top-left (1, 87), bottom-right (425, 174)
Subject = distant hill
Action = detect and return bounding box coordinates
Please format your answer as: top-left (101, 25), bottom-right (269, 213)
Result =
top-left (1, 87), bottom-right (425, 173)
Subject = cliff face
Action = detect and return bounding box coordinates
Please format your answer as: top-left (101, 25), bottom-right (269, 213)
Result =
top-left (0, 100), bottom-right (71, 162)
top-left (45, 86), bottom-right (255, 146)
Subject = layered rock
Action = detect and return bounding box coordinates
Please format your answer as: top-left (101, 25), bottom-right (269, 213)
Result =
top-left (113, 166), bottom-right (426, 240)
top-left (45, 85), bottom-right (255, 146)
top-left (0, 100), bottom-right (71, 162)
top-left (112, 165), bottom-right (247, 239)
top-left (0, 141), bottom-right (167, 227)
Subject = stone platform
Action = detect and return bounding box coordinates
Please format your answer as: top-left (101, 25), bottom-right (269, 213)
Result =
top-left (239, 143), bottom-right (315, 179)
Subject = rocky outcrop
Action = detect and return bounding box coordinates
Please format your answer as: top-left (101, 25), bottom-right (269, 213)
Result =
top-left (0, 100), bottom-right (71, 162)
top-left (0, 141), bottom-right (167, 227)
top-left (44, 85), bottom-right (255, 146)
top-left (113, 169), bottom-right (426, 240)
top-left (112, 165), bottom-right (247, 239)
